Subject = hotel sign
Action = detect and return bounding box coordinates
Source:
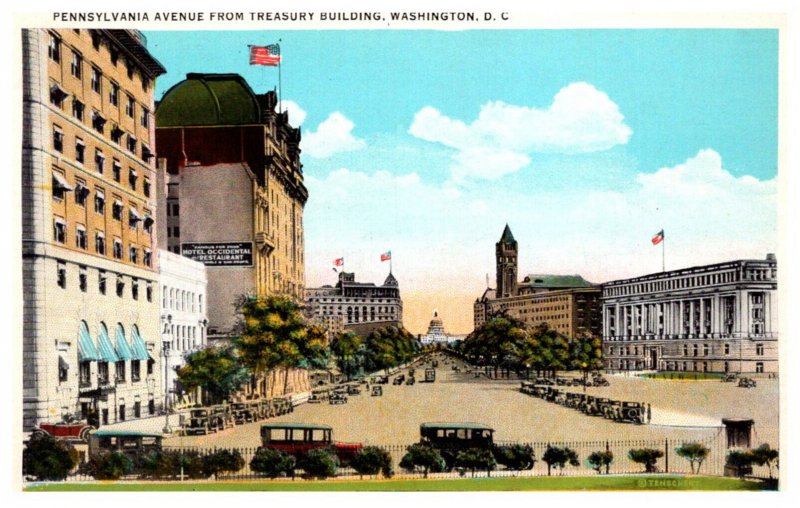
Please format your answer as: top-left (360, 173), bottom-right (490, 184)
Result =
top-left (181, 242), bottom-right (253, 267)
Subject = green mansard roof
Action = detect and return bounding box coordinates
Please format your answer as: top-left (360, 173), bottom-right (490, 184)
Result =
top-left (519, 274), bottom-right (594, 288)
top-left (156, 73), bottom-right (262, 127)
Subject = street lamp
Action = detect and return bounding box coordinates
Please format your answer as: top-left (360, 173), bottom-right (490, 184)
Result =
top-left (162, 314), bottom-right (173, 434)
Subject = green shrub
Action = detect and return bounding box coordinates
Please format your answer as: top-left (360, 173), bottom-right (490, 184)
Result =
top-left (454, 448), bottom-right (496, 477)
top-left (202, 449), bottom-right (245, 478)
top-left (135, 450), bottom-right (174, 479)
top-left (250, 447), bottom-right (296, 478)
top-left (628, 448), bottom-right (664, 473)
top-left (350, 446), bottom-right (393, 478)
top-left (750, 444), bottom-right (778, 479)
top-left (84, 452), bottom-right (134, 480)
top-left (494, 444), bottom-right (536, 471)
top-left (298, 448), bottom-right (338, 479)
top-left (542, 446), bottom-right (579, 476)
top-left (22, 433), bottom-right (79, 481)
top-left (675, 442), bottom-right (710, 474)
top-left (726, 449), bottom-right (754, 479)
top-left (400, 443), bottom-right (446, 478)
top-left (587, 450), bottom-right (614, 474)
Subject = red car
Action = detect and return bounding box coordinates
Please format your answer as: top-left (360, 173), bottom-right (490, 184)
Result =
top-left (260, 423), bottom-right (363, 462)
top-left (35, 422), bottom-right (95, 442)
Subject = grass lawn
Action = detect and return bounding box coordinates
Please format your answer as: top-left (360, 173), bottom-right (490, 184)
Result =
top-left (640, 372), bottom-right (723, 381)
top-left (26, 475), bottom-right (774, 492)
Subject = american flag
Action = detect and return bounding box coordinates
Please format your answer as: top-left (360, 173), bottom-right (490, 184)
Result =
top-left (651, 229), bottom-right (664, 245)
top-left (334, 257), bottom-right (344, 267)
top-left (249, 44), bottom-right (281, 66)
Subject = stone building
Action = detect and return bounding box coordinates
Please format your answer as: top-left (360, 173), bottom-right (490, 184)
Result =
top-left (305, 271), bottom-right (403, 336)
top-left (21, 29), bottom-right (166, 429)
top-left (420, 311), bottom-right (462, 345)
top-left (602, 254), bottom-right (778, 373)
top-left (473, 225), bottom-right (603, 339)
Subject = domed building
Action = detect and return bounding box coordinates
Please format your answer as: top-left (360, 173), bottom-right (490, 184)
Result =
top-left (421, 310), bottom-right (462, 345)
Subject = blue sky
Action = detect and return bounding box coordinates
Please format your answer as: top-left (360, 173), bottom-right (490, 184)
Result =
top-left (144, 29), bottom-right (779, 333)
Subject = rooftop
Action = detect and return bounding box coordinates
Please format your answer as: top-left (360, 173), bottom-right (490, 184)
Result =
top-left (156, 73), bottom-right (262, 127)
top-left (519, 274), bottom-right (594, 288)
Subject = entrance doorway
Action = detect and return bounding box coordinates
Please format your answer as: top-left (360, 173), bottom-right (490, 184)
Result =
top-left (649, 349), bottom-right (658, 370)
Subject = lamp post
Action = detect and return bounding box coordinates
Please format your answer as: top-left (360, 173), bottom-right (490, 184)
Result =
top-left (161, 314), bottom-right (173, 434)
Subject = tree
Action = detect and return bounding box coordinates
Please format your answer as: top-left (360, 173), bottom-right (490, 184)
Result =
top-left (399, 443), bottom-right (446, 478)
top-left (628, 448), bottom-right (664, 473)
top-left (532, 324), bottom-right (570, 378)
top-left (83, 451), bottom-right (134, 480)
top-left (542, 446), bottom-right (579, 476)
top-left (22, 433), bottom-right (79, 481)
top-left (177, 345), bottom-right (250, 404)
top-left (494, 444), bottom-right (536, 471)
top-left (235, 295), bottom-right (329, 396)
top-left (202, 449), bottom-right (245, 478)
top-left (455, 448), bottom-right (497, 477)
top-left (587, 450), bottom-right (614, 475)
top-left (350, 446), bottom-right (393, 479)
top-left (298, 448), bottom-right (338, 479)
top-left (464, 313), bottom-right (529, 377)
top-left (569, 334), bottom-right (604, 387)
top-left (331, 331), bottom-right (365, 380)
top-left (750, 443), bottom-right (779, 479)
top-left (675, 442), bottom-right (710, 474)
top-left (726, 450), bottom-right (754, 479)
top-left (364, 326), bottom-right (419, 373)
top-left (250, 448), bottom-right (296, 478)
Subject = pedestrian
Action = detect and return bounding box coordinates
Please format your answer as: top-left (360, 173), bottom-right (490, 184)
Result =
top-left (647, 403), bottom-right (652, 424)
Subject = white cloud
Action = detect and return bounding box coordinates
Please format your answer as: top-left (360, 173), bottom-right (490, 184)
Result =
top-left (409, 82), bottom-right (632, 182)
top-left (302, 112), bottom-right (366, 159)
top-left (278, 100), bottom-right (306, 127)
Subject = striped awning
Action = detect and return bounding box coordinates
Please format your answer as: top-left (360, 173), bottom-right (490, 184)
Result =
top-left (115, 325), bottom-right (134, 361)
top-left (97, 326), bottom-right (120, 363)
top-left (78, 322), bottom-right (101, 362)
top-left (129, 327), bottom-right (150, 361)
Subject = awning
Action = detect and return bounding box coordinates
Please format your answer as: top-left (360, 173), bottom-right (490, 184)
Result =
top-left (129, 208), bottom-right (141, 220)
top-left (52, 173), bottom-right (74, 191)
top-left (95, 189), bottom-right (105, 200)
top-left (78, 322), bottom-right (101, 362)
top-left (97, 326), bottom-right (120, 363)
top-left (130, 327), bottom-right (150, 361)
top-left (59, 355), bottom-right (70, 371)
top-left (115, 325), bottom-right (134, 361)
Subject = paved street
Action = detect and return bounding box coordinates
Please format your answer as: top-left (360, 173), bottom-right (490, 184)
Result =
top-left (162, 355), bottom-right (778, 450)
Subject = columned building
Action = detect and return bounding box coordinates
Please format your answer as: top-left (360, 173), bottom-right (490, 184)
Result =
top-left (420, 311), bottom-right (462, 345)
top-left (473, 226), bottom-right (603, 338)
top-left (22, 29), bottom-right (166, 429)
top-left (305, 271), bottom-right (403, 336)
top-left (158, 249), bottom-right (207, 407)
top-left (602, 254), bottom-right (778, 373)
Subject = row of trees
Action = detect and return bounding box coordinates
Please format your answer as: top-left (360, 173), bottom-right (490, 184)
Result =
top-left (454, 315), bottom-right (603, 380)
top-left (177, 295), bottom-right (420, 403)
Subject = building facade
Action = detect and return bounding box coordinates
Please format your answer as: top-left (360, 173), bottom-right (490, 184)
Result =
top-left (420, 311), bottom-right (463, 345)
top-left (22, 29), bottom-right (166, 429)
top-left (473, 226), bottom-right (603, 339)
top-left (305, 271), bottom-right (403, 335)
top-left (602, 254), bottom-right (778, 374)
top-left (154, 73), bottom-right (307, 336)
top-left (158, 250), bottom-right (208, 406)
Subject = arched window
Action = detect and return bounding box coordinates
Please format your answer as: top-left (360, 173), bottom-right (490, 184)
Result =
top-left (169, 288), bottom-right (174, 310)
top-left (199, 295), bottom-right (203, 314)
top-left (162, 286), bottom-right (167, 308)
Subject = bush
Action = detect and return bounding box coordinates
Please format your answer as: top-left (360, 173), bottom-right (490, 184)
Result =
top-left (399, 443), bottom-right (446, 478)
top-left (675, 442), bottom-right (710, 474)
top-left (202, 449), bottom-right (245, 478)
top-left (628, 448), bottom-right (664, 473)
top-left (298, 448), bottom-right (338, 479)
top-left (135, 450), bottom-right (174, 479)
top-left (726, 449), bottom-right (754, 479)
top-left (542, 446), bottom-right (579, 476)
top-left (250, 447), bottom-right (296, 478)
top-left (750, 443), bottom-right (779, 479)
top-left (494, 444), bottom-right (536, 471)
top-left (83, 452), bottom-right (134, 480)
top-left (22, 433), bottom-right (79, 481)
top-left (351, 446), bottom-right (393, 478)
top-left (454, 448), bottom-right (496, 477)
top-left (587, 450), bottom-right (614, 474)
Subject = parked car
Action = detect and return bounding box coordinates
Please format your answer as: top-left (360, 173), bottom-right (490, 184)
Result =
top-left (424, 369), bottom-right (436, 382)
top-left (346, 384), bottom-right (361, 395)
top-left (406, 376), bottom-right (416, 385)
top-left (259, 423), bottom-right (363, 462)
top-left (419, 422), bottom-right (496, 470)
top-left (371, 385), bottom-right (383, 396)
top-left (738, 377), bottom-right (757, 388)
top-left (393, 374), bottom-right (406, 385)
top-left (329, 392), bottom-right (348, 405)
top-left (721, 373), bottom-right (739, 383)
top-left (185, 408), bottom-right (215, 435)
top-left (88, 429), bottom-right (163, 459)
top-left (34, 421), bottom-right (95, 443)
top-left (308, 389), bottom-right (329, 404)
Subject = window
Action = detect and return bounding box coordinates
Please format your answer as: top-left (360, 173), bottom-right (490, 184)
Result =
top-left (129, 208), bottom-right (140, 229)
top-left (58, 356), bottom-right (69, 383)
top-left (112, 160), bottom-right (121, 182)
top-left (756, 343), bottom-right (764, 356)
top-left (147, 358), bottom-right (154, 376)
top-left (115, 360), bottom-right (125, 382)
top-left (95, 231), bottom-right (105, 255)
top-left (53, 125), bottom-right (64, 152)
top-left (75, 225), bottom-right (87, 250)
top-left (692, 344), bottom-right (698, 357)
top-left (92, 111), bottom-right (106, 134)
top-left (50, 84), bottom-right (68, 107)
top-left (57, 262), bottom-right (66, 288)
top-left (91, 31), bottom-right (100, 50)
top-left (112, 199), bottom-right (123, 221)
top-left (116, 277), bottom-right (125, 297)
top-left (70, 50), bottom-right (82, 78)
top-left (128, 168), bottom-right (138, 190)
top-left (172, 203), bottom-right (179, 216)
top-left (94, 149), bottom-right (104, 174)
top-left (72, 100), bottom-right (84, 121)
top-left (756, 362), bottom-right (764, 374)
top-left (99, 270), bottom-right (107, 294)
top-left (143, 214), bottom-right (153, 234)
top-left (94, 189), bottom-right (105, 214)
top-left (703, 344), bottom-right (710, 356)
top-left (141, 107), bottom-right (149, 128)
top-left (98, 362), bottom-right (109, 385)
top-left (52, 171), bottom-right (71, 200)
top-left (79, 362), bottom-right (91, 386)
top-left (131, 279), bottom-right (139, 300)
top-left (79, 269), bottom-right (87, 292)
top-left (129, 246), bottom-right (138, 264)
top-left (126, 134), bottom-right (137, 154)
top-left (111, 126), bottom-right (123, 144)
top-left (75, 138), bottom-right (85, 164)
top-left (125, 95), bottom-right (135, 117)
top-left (146, 284), bottom-right (153, 302)
top-left (143, 249), bottom-right (152, 268)
top-left (113, 239), bottom-right (122, 259)
top-left (54, 218), bottom-right (67, 244)
top-left (48, 33), bottom-right (61, 62)
top-left (143, 178), bottom-right (151, 197)
top-left (142, 145), bottom-right (152, 161)
top-left (91, 67), bottom-right (101, 94)
top-left (173, 226), bottom-right (180, 237)
top-left (132, 361), bottom-right (141, 382)
top-left (682, 344), bottom-right (688, 356)
top-left (109, 81), bottom-right (119, 105)
top-left (133, 400), bottom-right (141, 417)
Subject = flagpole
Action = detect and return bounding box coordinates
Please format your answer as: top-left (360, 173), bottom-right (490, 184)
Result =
top-left (277, 40), bottom-right (282, 114)
top-left (662, 234), bottom-right (665, 272)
